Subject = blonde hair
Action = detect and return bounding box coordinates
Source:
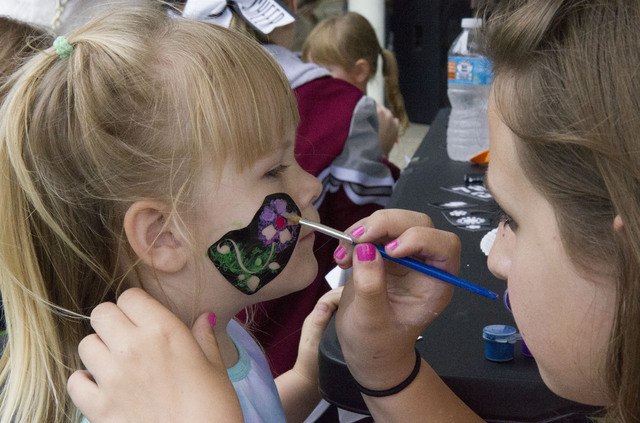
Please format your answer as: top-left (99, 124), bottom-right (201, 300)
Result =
top-left (483, 0), bottom-right (640, 420)
top-left (0, 17), bottom-right (52, 98)
top-left (301, 11), bottom-right (409, 134)
top-left (0, 4), bottom-right (298, 422)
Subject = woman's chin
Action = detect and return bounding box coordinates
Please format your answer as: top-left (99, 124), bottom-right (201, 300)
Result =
top-left (539, 367), bottom-right (609, 406)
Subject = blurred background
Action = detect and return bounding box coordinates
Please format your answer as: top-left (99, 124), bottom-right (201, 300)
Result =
top-left (295, 0), bottom-right (476, 169)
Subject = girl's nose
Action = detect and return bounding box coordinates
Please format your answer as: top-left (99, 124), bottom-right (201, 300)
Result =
top-left (291, 163), bottom-right (322, 208)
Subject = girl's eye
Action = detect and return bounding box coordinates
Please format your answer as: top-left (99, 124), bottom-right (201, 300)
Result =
top-left (265, 165), bottom-right (288, 178)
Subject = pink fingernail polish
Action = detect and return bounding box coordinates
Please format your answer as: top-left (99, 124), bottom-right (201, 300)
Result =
top-left (207, 312), bottom-right (217, 328)
top-left (334, 245), bottom-right (347, 260)
top-left (351, 225), bottom-right (365, 238)
top-left (385, 239), bottom-right (399, 251)
top-left (356, 243), bottom-right (376, 261)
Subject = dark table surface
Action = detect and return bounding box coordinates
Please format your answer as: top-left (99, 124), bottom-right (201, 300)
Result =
top-left (318, 108), bottom-right (600, 422)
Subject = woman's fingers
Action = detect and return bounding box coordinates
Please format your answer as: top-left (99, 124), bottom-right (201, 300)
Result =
top-left (77, 333), bottom-right (111, 385)
top-left (190, 312), bottom-right (226, 366)
top-left (90, 288), bottom-right (187, 355)
top-left (348, 244), bottom-right (391, 328)
top-left (115, 288), bottom-right (182, 329)
top-left (334, 210), bottom-right (459, 274)
top-left (89, 301), bottom-right (134, 350)
top-left (67, 370), bottom-right (102, 420)
top-left (334, 209), bottom-right (432, 267)
top-left (350, 210), bottom-right (433, 244)
top-left (385, 226), bottom-right (462, 273)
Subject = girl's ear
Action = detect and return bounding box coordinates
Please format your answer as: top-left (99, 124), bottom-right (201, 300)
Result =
top-left (352, 58), bottom-right (372, 85)
top-left (124, 200), bottom-right (189, 274)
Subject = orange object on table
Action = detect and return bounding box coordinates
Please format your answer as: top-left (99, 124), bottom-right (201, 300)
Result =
top-left (470, 149), bottom-right (490, 164)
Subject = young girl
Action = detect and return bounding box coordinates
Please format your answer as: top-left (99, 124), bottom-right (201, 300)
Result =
top-left (0, 4), bottom-right (338, 422)
top-left (75, 0), bottom-right (640, 421)
top-left (302, 11), bottom-right (409, 157)
top-left (180, 0), bottom-right (399, 379)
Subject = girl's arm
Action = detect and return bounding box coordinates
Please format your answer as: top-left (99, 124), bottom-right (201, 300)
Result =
top-left (334, 209), bottom-right (484, 422)
top-left (275, 288), bottom-right (342, 423)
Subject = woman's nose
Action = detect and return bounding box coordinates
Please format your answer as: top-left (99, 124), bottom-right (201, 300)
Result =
top-left (487, 223), bottom-right (512, 280)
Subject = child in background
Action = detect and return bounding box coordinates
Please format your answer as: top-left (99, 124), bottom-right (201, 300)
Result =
top-left (302, 11), bottom-right (409, 158)
top-left (181, 0), bottom-right (398, 378)
top-left (0, 4), bottom-right (338, 422)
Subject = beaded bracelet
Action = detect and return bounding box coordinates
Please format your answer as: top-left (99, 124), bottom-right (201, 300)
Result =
top-left (354, 348), bottom-right (422, 397)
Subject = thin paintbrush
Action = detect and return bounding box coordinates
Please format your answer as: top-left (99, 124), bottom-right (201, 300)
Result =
top-left (287, 214), bottom-right (498, 300)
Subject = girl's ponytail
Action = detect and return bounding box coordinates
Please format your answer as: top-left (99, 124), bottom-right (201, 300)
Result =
top-left (0, 7), bottom-right (164, 422)
top-left (380, 48), bottom-right (409, 134)
top-left (0, 34), bottom-right (79, 422)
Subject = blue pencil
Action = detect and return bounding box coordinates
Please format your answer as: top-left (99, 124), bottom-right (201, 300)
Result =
top-left (373, 244), bottom-right (498, 300)
top-left (287, 214), bottom-right (498, 300)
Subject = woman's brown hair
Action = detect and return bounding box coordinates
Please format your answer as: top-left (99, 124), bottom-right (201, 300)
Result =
top-left (482, 1), bottom-right (640, 420)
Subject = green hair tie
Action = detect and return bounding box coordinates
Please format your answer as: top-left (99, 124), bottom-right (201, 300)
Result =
top-left (53, 36), bottom-right (73, 59)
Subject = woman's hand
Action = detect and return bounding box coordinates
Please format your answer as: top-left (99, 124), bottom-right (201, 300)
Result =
top-left (67, 288), bottom-right (243, 422)
top-left (334, 209), bottom-right (459, 390)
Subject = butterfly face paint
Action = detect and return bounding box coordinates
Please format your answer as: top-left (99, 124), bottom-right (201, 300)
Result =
top-left (207, 193), bottom-right (301, 295)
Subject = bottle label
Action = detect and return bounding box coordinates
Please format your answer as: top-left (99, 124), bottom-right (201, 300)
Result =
top-left (448, 56), bottom-right (493, 85)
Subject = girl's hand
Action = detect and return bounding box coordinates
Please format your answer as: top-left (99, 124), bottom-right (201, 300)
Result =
top-left (275, 287), bottom-right (342, 423)
top-left (334, 209), bottom-right (458, 390)
top-left (376, 103), bottom-right (400, 158)
top-left (67, 288), bottom-right (243, 423)
top-left (293, 287), bottom-right (342, 384)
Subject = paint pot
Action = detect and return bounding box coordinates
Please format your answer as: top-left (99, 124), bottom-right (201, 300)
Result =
top-left (483, 324), bottom-right (519, 362)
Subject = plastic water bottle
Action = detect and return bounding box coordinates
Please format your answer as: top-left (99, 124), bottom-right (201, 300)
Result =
top-left (446, 18), bottom-right (493, 161)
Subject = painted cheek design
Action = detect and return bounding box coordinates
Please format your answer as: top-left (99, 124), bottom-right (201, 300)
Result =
top-left (207, 193), bottom-right (301, 295)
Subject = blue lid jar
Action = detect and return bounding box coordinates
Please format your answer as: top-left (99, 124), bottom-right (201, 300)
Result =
top-left (483, 324), bottom-right (518, 362)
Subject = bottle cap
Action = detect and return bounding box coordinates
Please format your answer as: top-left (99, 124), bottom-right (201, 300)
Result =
top-left (461, 18), bottom-right (482, 29)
